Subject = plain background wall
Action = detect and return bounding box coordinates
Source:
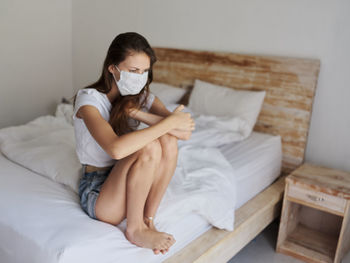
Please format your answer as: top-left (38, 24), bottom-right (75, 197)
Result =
top-left (72, 0), bottom-right (350, 172)
top-left (0, 1), bottom-right (349, 172)
top-left (0, 0), bottom-right (72, 128)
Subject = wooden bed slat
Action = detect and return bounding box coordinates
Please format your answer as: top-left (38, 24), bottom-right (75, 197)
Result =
top-left (152, 47), bottom-right (320, 174)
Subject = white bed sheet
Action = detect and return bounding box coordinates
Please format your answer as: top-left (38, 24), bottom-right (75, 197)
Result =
top-left (220, 131), bottom-right (282, 209)
top-left (0, 132), bottom-right (281, 263)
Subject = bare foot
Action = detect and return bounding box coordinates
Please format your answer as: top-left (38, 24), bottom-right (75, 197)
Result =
top-left (125, 223), bottom-right (175, 253)
top-left (144, 217), bottom-right (175, 255)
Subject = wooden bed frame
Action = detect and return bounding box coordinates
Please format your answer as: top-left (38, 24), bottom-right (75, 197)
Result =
top-left (151, 47), bottom-right (320, 262)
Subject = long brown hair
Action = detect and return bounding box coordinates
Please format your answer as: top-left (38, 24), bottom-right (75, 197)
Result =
top-left (72, 32), bottom-right (157, 135)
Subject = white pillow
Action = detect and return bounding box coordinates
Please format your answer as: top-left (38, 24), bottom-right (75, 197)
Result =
top-left (55, 103), bottom-right (74, 125)
top-left (149, 82), bottom-right (187, 104)
top-left (188, 79), bottom-right (266, 135)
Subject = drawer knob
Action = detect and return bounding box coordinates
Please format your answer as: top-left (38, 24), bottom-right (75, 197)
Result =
top-left (307, 194), bottom-right (324, 202)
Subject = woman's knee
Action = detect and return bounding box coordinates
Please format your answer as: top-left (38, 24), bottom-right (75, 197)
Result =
top-left (159, 134), bottom-right (178, 158)
top-left (137, 139), bottom-right (162, 163)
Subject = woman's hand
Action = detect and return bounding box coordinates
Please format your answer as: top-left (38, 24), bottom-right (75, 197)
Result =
top-left (168, 105), bottom-right (195, 132)
top-left (168, 129), bottom-right (192, 140)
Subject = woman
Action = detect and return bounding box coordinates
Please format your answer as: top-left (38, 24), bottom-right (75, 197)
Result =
top-left (72, 32), bottom-right (195, 255)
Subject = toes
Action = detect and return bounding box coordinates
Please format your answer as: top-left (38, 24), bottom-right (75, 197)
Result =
top-left (153, 249), bottom-right (160, 255)
top-left (167, 234), bottom-right (175, 242)
top-left (166, 240), bottom-right (173, 248)
top-left (162, 241), bottom-right (172, 250)
top-left (166, 238), bottom-right (174, 246)
top-left (162, 244), bottom-right (169, 250)
top-left (161, 243), bottom-right (170, 250)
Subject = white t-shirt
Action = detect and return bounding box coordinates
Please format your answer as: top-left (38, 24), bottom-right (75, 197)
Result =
top-left (73, 88), bottom-right (155, 167)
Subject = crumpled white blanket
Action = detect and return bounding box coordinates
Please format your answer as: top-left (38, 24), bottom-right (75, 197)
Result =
top-left (178, 114), bottom-right (251, 148)
top-left (164, 103), bottom-right (251, 147)
top-left (152, 144), bottom-right (237, 231)
top-left (0, 116), bottom-right (82, 191)
top-left (0, 107), bottom-right (250, 231)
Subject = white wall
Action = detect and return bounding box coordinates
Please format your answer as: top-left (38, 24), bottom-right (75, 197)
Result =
top-left (1, 1), bottom-right (348, 172)
top-left (72, 0), bottom-right (350, 172)
top-left (0, 0), bottom-right (73, 128)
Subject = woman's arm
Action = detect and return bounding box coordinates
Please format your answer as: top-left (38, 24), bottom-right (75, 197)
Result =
top-left (77, 105), bottom-right (191, 160)
top-left (131, 95), bottom-right (195, 139)
top-left (129, 109), bottom-right (163, 126)
top-left (129, 109), bottom-right (192, 141)
top-left (149, 96), bottom-right (172, 117)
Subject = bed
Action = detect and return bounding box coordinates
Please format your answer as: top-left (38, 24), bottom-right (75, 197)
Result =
top-left (152, 47), bottom-right (320, 262)
top-left (0, 47), bottom-right (320, 263)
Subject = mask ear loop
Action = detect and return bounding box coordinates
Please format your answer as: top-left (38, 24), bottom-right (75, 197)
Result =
top-left (111, 70), bottom-right (118, 83)
top-left (112, 65), bottom-right (120, 84)
top-left (115, 65), bottom-right (121, 73)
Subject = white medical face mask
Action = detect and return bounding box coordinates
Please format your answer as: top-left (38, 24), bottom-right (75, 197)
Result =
top-left (113, 66), bottom-right (148, 96)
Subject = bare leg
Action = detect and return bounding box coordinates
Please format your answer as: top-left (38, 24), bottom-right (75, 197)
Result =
top-left (144, 134), bottom-right (179, 254)
top-left (95, 140), bottom-right (175, 253)
top-left (144, 134), bottom-right (178, 219)
top-left (94, 152), bottom-right (137, 225)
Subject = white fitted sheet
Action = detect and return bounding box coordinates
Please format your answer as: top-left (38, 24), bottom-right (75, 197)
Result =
top-left (0, 132), bottom-right (281, 263)
top-left (220, 131), bottom-right (282, 209)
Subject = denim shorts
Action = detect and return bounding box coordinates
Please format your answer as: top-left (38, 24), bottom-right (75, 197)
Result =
top-left (78, 164), bottom-right (113, 219)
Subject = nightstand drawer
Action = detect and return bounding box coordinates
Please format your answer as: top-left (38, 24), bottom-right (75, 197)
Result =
top-left (287, 184), bottom-right (347, 215)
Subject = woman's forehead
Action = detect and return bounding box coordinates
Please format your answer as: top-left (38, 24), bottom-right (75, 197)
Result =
top-left (122, 52), bottom-right (150, 69)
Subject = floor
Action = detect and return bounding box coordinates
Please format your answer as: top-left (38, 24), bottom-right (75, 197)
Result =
top-left (228, 220), bottom-right (350, 263)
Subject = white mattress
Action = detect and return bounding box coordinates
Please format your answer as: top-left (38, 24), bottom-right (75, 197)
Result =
top-left (220, 131), bottom-right (282, 209)
top-left (0, 132), bottom-right (281, 263)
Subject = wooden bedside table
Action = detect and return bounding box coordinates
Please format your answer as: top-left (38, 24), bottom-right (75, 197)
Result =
top-left (276, 163), bottom-right (350, 263)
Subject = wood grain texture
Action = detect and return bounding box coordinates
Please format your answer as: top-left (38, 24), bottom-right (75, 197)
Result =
top-left (335, 203), bottom-right (350, 262)
top-left (152, 47), bottom-right (320, 174)
top-left (286, 163), bottom-right (350, 199)
top-left (278, 164), bottom-right (350, 263)
top-left (276, 197), bottom-right (301, 249)
top-left (288, 224), bottom-right (338, 260)
top-left (287, 184), bottom-right (347, 216)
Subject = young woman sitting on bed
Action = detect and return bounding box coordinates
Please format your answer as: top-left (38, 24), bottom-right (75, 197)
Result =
top-left (72, 32), bottom-right (195, 255)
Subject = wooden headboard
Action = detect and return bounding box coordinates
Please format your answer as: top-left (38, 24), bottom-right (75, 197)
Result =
top-left (152, 47), bottom-right (320, 174)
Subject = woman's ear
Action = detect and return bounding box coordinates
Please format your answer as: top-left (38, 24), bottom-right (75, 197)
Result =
top-left (107, 64), bottom-right (116, 74)
top-left (108, 64), bottom-right (121, 81)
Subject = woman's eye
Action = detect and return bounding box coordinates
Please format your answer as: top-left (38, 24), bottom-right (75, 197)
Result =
top-left (129, 69), bottom-right (149, 74)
